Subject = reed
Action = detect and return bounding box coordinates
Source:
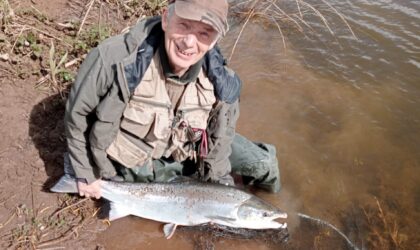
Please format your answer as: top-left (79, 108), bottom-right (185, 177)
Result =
top-left (228, 0), bottom-right (356, 60)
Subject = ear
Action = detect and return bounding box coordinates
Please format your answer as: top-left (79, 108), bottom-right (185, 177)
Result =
top-left (161, 8), bottom-right (168, 31)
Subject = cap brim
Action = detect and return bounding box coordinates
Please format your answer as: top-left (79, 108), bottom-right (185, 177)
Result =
top-left (174, 2), bottom-right (228, 36)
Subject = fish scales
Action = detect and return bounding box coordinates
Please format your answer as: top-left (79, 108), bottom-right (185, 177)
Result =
top-left (50, 174), bottom-right (287, 238)
top-left (102, 181), bottom-right (251, 225)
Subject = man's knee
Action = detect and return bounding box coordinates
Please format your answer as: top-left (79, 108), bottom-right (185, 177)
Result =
top-left (230, 135), bottom-right (281, 193)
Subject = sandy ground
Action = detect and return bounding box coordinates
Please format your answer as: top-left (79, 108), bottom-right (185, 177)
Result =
top-left (0, 0), bottom-right (115, 248)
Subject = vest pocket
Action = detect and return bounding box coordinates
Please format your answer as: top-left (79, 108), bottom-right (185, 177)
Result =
top-left (106, 131), bottom-right (150, 168)
top-left (183, 110), bottom-right (210, 129)
top-left (152, 112), bottom-right (170, 140)
top-left (121, 104), bottom-right (154, 138)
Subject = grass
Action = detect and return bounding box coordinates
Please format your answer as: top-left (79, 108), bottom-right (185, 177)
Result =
top-left (3, 195), bottom-right (97, 249)
top-left (0, 0), bottom-right (14, 28)
top-left (2, 0), bottom-right (355, 90)
top-left (362, 197), bottom-right (407, 249)
top-left (228, 0), bottom-right (357, 60)
top-left (48, 40), bottom-right (69, 94)
top-left (0, 0), bottom-right (361, 247)
top-left (0, 0), bottom-right (166, 94)
top-left (74, 25), bottom-right (112, 55)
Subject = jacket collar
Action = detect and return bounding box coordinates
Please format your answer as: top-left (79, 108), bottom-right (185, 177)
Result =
top-left (125, 16), bottom-right (162, 54)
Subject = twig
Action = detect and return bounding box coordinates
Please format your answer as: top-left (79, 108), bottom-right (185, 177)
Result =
top-left (374, 197), bottom-right (400, 247)
top-left (231, 0), bottom-right (254, 9)
top-left (10, 25), bottom-right (27, 53)
top-left (270, 17), bottom-right (286, 50)
top-left (374, 197), bottom-right (387, 228)
top-left (296, 0), bottom-right (303, 18)
top-left (37, 247), bottom-right (66, 250)
top-left (99, 1), bottom-right (103, 39)
top-left (39, 206), bottom-right (53, 214)
top-left (11, 23), bottom-right (69, 45)
top-left (36, 223), bottom-right (83, 248)
top-left (64, 58), bottom-right (81, 68)
top-left (298, 0), bottom-right (334, 35)
top-left (91, 207), bottom-right (101, 217)
top-left (268, 0), bottom-right (303, 32)
top-left (319, 0), bottom-right (357, 39)
top-left (0, 212), bottom-right (16, 229)
top-left (50, 198), bottom-right (89, 219)
top-left (77, 0), bottom-right (96, 37)
top-left (30, 5), bottom-right (44, 18)
top-left (229, 8), bottom-right (255, 62)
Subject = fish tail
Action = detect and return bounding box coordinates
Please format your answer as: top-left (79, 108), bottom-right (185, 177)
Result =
top-left (50, 174), bottom-right (78, 193)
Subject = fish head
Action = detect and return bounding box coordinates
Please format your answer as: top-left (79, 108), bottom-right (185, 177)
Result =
top-left (236, 196), bottom-right (287, 229)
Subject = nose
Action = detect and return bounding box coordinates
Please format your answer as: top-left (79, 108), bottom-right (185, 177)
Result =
top-left (182, 33), bottom-right (197, 47)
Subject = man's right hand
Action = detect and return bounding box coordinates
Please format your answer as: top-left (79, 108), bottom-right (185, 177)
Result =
top-left (77, 179), bottom-right (102, 199)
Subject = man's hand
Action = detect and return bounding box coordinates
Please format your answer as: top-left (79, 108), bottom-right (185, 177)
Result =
top-left (77, 179), bottom-right (102, 199)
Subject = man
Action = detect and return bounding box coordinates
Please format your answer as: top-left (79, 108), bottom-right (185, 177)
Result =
top-left (65, 0), bottom-right (280, 199)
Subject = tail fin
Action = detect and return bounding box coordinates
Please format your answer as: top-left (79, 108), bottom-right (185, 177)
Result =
top-left (50, 174), bottom-right (78, 193)
top-left (50, 153), bottom-right (78, 193)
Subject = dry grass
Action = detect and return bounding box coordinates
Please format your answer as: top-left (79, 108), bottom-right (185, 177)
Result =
top-left (0, 1), bottom-right (358, 247)
top-left (362, 197), bottom-right (408, 249)
top-left (0, 0), bottom-right (14, 28)
top-left (1, 195), bottom-right (101, 249)
top-left (1, 0), bottom-right (354, 91)
top-left (0, 0), bottom-right (163, 95)
top-left (228, 0), bottom-right (357, 60)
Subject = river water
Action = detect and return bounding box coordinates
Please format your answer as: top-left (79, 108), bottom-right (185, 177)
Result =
top-left (98, 0), bottom-right (420, 249)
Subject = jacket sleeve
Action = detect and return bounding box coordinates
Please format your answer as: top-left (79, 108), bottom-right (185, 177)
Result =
top-left (202, 100), bottom-right (240, 184)
top-left (201, 46), bottom-right (242, 184)
top-left (64, 48), bottom-right (110, 184)
top-left (203, 45), bottom-right (242, 104)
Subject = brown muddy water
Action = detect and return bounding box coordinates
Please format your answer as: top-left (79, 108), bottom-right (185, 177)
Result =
top-left (98, 1), bottom-right (420, 249)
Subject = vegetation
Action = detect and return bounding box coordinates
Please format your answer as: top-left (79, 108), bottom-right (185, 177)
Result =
top-left (362, 197), bottom-right (407, 249)
top-left (2, 195), bottom-right (99, 249)
top-left (0, 0), bottom-right (164, 95)
top-left (228, 0), bottom-right (356, 60)
top-left (0, 0), bottom-right (367, 249)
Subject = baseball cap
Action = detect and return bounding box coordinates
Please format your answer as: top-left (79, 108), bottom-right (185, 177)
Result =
top-left (168, 0), bottom-right (229, 36)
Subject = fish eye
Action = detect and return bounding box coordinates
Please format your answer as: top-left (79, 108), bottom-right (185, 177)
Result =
top-left (263, 211), bottom-right (270, 217)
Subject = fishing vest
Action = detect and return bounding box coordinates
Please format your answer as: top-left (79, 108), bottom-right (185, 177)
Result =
top-left (106, 52), bottom-right (216, 169)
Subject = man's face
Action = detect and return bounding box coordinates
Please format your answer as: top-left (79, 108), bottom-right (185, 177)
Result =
top-left (162, 8), bottom-right (219, 76)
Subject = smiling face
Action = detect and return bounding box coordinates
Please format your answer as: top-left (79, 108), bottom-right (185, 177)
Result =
top-left (161, 7), bottom-right (219, 76)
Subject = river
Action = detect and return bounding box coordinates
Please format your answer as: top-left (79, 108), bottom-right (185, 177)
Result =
top-left (98, 0), bottom-right (420, 249)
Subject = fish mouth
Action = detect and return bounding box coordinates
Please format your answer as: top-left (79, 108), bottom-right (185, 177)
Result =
top-left (260, 217), bottom-right (288, 229)
top-left (260, 212), bottom-right (288, 229)
top-left (271, 212), bottom-right (288, 228)
top-left (266, 211), bottom-right (287, 222)
top-left (274, 212), bottom-right (288, 219)
top-left (268, 221), bottom-right (288, 229)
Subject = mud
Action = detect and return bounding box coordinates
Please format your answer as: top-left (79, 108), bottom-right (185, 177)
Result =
top-left (1, 0), bottom-right (419, 249)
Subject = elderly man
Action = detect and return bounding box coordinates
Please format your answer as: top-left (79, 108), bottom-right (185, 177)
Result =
top-left (65, 0), bottom-right (280, 199)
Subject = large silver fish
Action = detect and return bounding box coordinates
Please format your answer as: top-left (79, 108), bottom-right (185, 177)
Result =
top-left (51, 174), bottom-right (287, 238)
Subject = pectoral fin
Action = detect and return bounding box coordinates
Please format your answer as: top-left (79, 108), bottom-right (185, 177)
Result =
top-left (109, 202), bottom-right (131, 221)
top-left (163, 223), bottom-right (178, 239)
